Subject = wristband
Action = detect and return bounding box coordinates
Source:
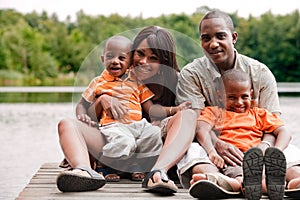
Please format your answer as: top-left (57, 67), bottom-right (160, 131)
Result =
top-left (169, 106), bottom-right (173, 115)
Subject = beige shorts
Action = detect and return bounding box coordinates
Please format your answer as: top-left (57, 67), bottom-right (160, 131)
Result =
top-left (100, 118), bottom-right (162, 159)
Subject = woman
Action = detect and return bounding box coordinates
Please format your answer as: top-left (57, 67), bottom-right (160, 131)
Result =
top-left (56, 25), bottom-right (197, 194)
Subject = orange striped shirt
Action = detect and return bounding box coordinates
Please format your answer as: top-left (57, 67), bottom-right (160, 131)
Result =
top-left (198, 106), bottom-right (284, 152)
top-left (82, 70), bottom-right (154, 125)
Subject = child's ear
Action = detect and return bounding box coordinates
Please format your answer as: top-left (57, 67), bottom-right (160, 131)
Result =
top-left (250, 89), bottom-right (254, 98)
top-left (100, 55), bottom-right (104, 63)
top-left (250, 89), bottom-right (257, 108)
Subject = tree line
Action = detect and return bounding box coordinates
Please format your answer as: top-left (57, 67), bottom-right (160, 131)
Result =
top-left (0, 6), bottom-right (299, 86)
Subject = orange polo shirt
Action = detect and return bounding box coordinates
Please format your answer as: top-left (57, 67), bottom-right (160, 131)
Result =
top-left (82, 70), bottom-right (154, 125)
top-left (198, 106), bottom-right (285, 152)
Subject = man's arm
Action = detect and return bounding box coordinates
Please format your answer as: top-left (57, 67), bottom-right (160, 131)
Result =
top-left (212, 132), bottom-right (244, 166)
top-left (196, 121), bottom-right (225, 169)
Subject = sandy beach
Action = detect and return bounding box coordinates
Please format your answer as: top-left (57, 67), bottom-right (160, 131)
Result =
top-left (0, 97), bottom-right (299, 200)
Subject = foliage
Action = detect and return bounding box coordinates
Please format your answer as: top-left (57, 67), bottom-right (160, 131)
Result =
top-left (0, 7), bottom-right (299, 86)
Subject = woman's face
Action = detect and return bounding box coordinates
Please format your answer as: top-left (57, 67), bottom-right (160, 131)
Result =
top-left (132, 39), bottom-right (160, 81)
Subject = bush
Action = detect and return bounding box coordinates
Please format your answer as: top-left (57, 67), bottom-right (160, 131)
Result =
top-left (0, 70), bottom-right (23, 85)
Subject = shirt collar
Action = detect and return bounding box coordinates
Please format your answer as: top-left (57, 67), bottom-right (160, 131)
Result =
top-left (206, 49), bottom-right (244, 80)
top-left (102, 69), bottom-right (133, 82)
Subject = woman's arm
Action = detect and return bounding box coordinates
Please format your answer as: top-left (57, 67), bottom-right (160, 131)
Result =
top-left (77, 97), bottom-right (98, 127)
top-left (87, 96), bottom-right (103, 122)
top-left (142, 100), bottom-right (192, 118)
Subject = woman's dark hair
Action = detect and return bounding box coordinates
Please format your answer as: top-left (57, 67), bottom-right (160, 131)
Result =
top-left (132, 26), bottom-right (179, 107)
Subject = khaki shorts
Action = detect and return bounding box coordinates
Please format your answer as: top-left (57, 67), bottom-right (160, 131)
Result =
top-left (100, 118), bottom-right (162, 159)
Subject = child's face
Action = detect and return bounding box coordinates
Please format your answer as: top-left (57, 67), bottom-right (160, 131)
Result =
top-left (102, 40), bottom-right (132, 77)
top-left (132, 39), bottom-right (160, 81)
top-left (224, 80), bottom-right (253, 113)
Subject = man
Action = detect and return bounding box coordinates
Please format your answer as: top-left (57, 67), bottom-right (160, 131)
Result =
top-left (176, 10), bottom-right (300, 199)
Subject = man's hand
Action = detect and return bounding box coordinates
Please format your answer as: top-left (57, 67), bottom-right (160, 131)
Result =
top-left (208, 151), bottom-right (225, 169)
top-left (214, 139), bottom-right (244, 166)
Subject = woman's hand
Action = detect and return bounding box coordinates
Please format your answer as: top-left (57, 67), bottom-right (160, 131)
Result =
top-left (214, 139), bottom-right (244, 166)
top-left (100, 95), bottom-right (128, 120)
top-left (77, 113), bottom-right (98, 127)
top-left (177, 101), bottom-right (192, 111)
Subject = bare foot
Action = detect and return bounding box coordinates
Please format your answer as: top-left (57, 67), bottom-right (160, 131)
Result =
top-left (190, 173), bottom-right (206, 185)
top-left (65, 169), bottom-right (90, 177)
top-left (287, 177), bottom-right (300, 189)
top-left (190, 173), bottom-right (241, 192)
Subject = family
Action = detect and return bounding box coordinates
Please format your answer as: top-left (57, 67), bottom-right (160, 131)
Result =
top-left (56, 10), bottom-right (300, 199)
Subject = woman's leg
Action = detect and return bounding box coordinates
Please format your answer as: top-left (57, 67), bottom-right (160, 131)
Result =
top-left (151, 109), bottom-right (197, 181)
top-left (56, 118), bottom-right (107, 192)
top-left (57, 118), bottom-right (106, 169)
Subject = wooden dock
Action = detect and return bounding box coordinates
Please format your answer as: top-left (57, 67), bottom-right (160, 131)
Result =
top-left (16, 162), bottom-right (290, 200)
top-left (16, 163), bottom-right (192, 200)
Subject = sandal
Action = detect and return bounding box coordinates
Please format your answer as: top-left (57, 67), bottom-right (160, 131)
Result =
top-left (131, 172), bottom-right (146, 181)
top-left (142, 169), bottom-right (178, 195)
top-left (242, 147), bottom-right (264, 200)
top-left (59, 158), bottom-right (70, 168)
top-left (285, 186), bottom-right (300, 199)
top-left (56, 166), bottom-right (106, 192)
top-left (96, 165), bottom-right (120, 182)
top-left (189, 173), bottom-right (242, 199)
top-left (104, 173), bottom-right (120, 182)
top-left (264, 147), bottom-right (286, 200)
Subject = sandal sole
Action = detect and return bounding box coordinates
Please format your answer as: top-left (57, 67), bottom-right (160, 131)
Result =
top-left (56, 173), bottom-right (106, 192)
top-left (189, 180), bottom-right (242, 199)
top-left (264, 147), bottom-right (286, 200)
top-left (285, 188), bottom-right (300, 198)
top-left (243, 147), bottom-right (264, 200)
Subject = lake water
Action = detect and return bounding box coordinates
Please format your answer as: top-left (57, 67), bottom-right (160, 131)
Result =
top-left (0, 97), bottom-right (300, 199)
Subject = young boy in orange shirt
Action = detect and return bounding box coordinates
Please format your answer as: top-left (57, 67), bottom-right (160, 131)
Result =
top-left (189, 69), bottom-right (291, 200)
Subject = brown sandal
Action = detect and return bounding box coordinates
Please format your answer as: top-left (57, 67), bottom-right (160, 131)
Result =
top-left (104, 173), bottom-right (120, 182)
top-left (131, 172), bottom-right (146, 181)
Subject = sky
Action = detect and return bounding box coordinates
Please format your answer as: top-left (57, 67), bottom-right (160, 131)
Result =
top-left (1, 0), bottom-right (300, 21)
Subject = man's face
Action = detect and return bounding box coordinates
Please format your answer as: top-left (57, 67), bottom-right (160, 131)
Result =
top-left (200, 18), bottom-right (237, 68)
